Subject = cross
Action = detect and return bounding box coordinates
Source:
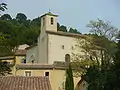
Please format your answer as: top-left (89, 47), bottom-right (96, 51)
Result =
top-left (49, 8), bottom-right (51, 12)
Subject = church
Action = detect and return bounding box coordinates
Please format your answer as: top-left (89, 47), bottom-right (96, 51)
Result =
top-left (26, 12), bottom-right (85, 65)
top-left (22, 12), bottom-right (87, 90)
top-left (0, 12), bottom-right (87, 90)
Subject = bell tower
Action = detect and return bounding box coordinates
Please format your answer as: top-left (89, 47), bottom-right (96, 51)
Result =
top-left (40, 12), bottom-right (58, 34)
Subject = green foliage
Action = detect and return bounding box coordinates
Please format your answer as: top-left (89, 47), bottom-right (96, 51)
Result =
top-left (111, 36), bottom-right (120, 90)
top-left (0, 61), bottom-right (12, 76)
top-left (0, 32), bottom-right (14, 56)
top-left (0, 13), bottom-right (40, 46)
top-left (58, 25), bottom-right (67, 32)
top-left (69, 28), bottom-right (81, 34)
top-left (65, 65), bottom-right (74, 90)
top-left (0, 14), bottom-right (12, 20)
top-left (16, 13), bottom-right (27, 22)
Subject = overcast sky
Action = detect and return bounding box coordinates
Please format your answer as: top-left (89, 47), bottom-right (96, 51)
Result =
top-left (1, 0), bottom-right (120, 33)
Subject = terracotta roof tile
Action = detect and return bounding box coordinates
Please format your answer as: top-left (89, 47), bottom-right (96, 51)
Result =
top-left (41, 12), bottom-right (58, 18)
top-left (16, 64), bottom-right (66, 70)
top-left (0, 76), bottom-right (51, 90)
top-left (15, 50), bottom-right (27, 56)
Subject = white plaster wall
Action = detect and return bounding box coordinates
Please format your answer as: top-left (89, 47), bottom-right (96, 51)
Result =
top-left (26, 46), bottom-right (38, 63)
top-left (48, 34), bottom-right (80, 64)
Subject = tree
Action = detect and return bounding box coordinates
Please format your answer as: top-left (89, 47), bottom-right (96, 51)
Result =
top-left (65, 65), bottom-right (74, 90)
top-left (31, 17), bottom-right (41, 26)
top-left (0, 61), bottom-right (12, 76)
top-left (87, 19), bottom-right (119, 40)
top-left (16, 13), bottom-right (27, 24)
top-left (69, 28), bottom-right (81, 34)
top-left (58, 25), bottom-right (67, 32)
top-left (0, 14), bottom-right (12, 20)
top-left (57, 23), bottom-right (60, 31)
top-left (0, 3), bottom-right (7, 13)
top-left (0, 33), bottom-right (12, 76)
top-left (72, 19), bottom-right (118, 90)
top-left (0, 3), bottom-right (12, 76)
top-left (109, 34), bottom-right (120, 90)
top-left (0, 32), bottom-right (14, 56)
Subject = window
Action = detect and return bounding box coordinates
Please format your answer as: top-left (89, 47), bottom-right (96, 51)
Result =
top-left (31, 60), bottom-right (34, 64)
top-left (45, 72), bottom-right (49, 77)
top-left (51, 17), bottom-right (53, 25)
top-left (65, 54), bottom-right (70, 63)
top-left (30, 55), bottom-right (35, 64)
top-left (71, 46), bottom-right (74, 50)
top-left (21, 58), bottom-right (26, 64)
top-left (62, 45), bottom-right (64, 49)
top-left (25, 71), bottom-right (31, 76)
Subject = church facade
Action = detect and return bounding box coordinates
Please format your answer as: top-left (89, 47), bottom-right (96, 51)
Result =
top-left (26, 12), bottom-right (85, 64)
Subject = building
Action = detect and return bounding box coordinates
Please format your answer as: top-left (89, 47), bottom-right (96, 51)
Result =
top-left (26, 12), bottom-right (85, 64)
top-left (0, 12), bottom-right (87, 90)
top-left (24, 12), bottom-right (87, 90)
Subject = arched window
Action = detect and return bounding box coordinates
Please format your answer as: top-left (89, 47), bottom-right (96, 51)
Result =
top-left (51, 17), bottom-right (54, 25)
top-left (65, 54), bottom-right (70, 63)
top-left (30, 55), bottom-right (35, 64)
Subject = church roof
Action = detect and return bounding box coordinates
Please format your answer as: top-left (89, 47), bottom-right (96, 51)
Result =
top-left (41, 12), bottom-right (58, 17)
top-left (0, 76), bottom-right (51, 90)
top-left (46, 31), bottom-right (86, 38)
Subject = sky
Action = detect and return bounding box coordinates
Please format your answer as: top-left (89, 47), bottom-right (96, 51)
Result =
top-left (1, 0), bottom-right (120, 33)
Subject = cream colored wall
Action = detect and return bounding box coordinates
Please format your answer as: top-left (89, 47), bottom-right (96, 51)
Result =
top-left (48, 34), bottom-right (80, 64)
top-left (45, 15), bottom-right (57, 32)
top-left (38, 14), bottom-right (58, 64)
top-left (38, 33), bottom-right (48, 63)
top-left (16, 69), bottom-right (44, 76)
top-left (26, 46), bottom-right (38, 63)
top-left (15, 56), bottom-right (26, 64)
top-left (16, 69), bottom-right (81, 90)
top-left (2, 60), bottom-right (14, 64)
top-left (40, 15), bottom-right (57, 34)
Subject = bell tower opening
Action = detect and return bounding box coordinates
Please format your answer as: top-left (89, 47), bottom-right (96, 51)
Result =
top-left (51, 17), bottom-right (54, 25)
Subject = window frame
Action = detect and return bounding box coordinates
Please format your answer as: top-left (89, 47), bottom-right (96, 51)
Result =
top-left (24, 71), bottom-right (32, 77)
top-left (65, 54), bottom-right (70, 63)
top-left (44, 72), bottom-right (49, 77)
top-left (61, 45), bottom-right (64, 49)
top-left (21, 58), bottom-right (26, 64)
top-left (50, 17), bottom-right (54, 25)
